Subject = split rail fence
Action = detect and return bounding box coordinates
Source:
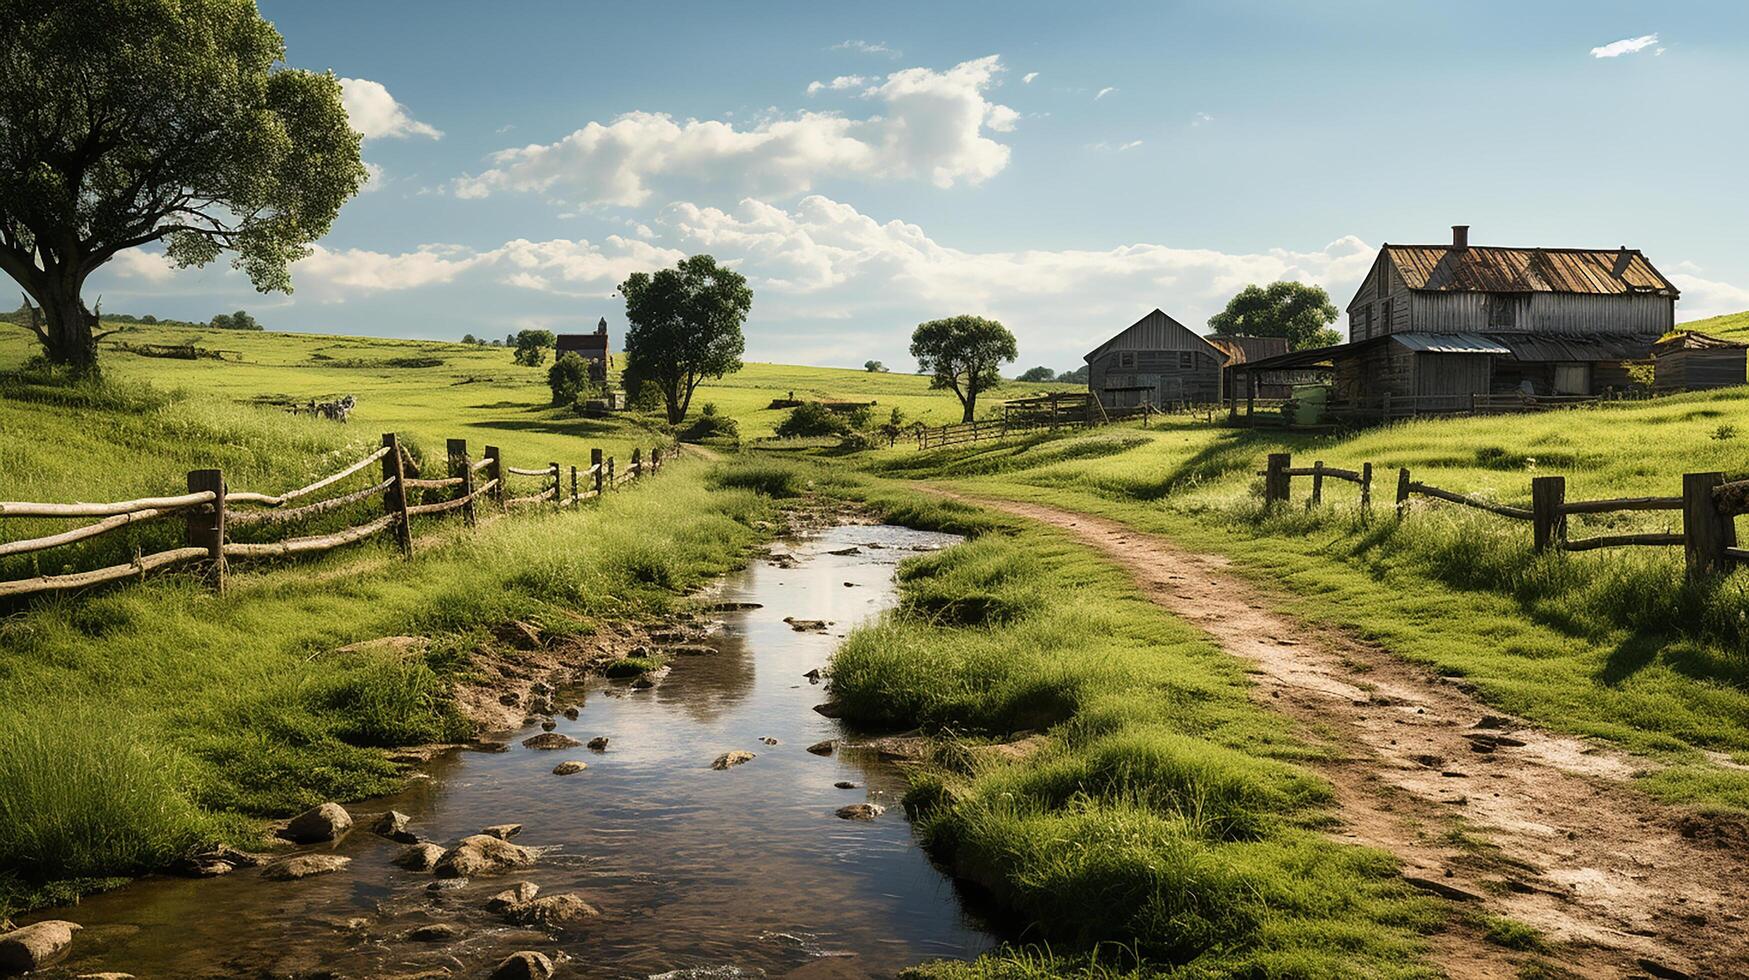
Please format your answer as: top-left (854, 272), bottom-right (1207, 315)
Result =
top-left (917, 393), bottom-right (1155, 450)
top-left (1260, 452), bottom-right (1745, 581)
top-left (0, 435), bottom-right (679, 598)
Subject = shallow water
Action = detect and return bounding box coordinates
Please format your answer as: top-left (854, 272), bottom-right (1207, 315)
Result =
top-left (38, 524), bottom-right (992, 979)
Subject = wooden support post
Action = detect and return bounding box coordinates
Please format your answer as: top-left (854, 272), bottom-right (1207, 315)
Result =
top-left (1310, 461), bottom-right (1325, 508)
top-left (1246, 372), bottom-right (1256, 424)
top-left (1684, 472), bottom-right (1735, 580)
top-left (591, 448), bottom-right (604, 494)
top-left (381, 433), bottom-right (413, 557)
top-left (1264, 453), bottom-right (1291, 507)
top-left (186, 469), bottom-right (227, 593)
top-left (607, 456), bottom-right (616, 488)
top-left (570, 466), bottom-right (579, 506)
top-left (1395, 467), bottom-right (1411, 519)
top-left (1360, 462), bottom-right (1373, 513)
top-left (631, 447), bottom-right (642, 478)
top-left (1531, 475), bottom-right (1567, 553)
top-left (652, 446), bottom-right (662, 471)
top-left (549, 462), bottom-right (561, 508)
top-left (484, 445), bottom-right (505, 510)
top-left (447, 438), bottom-right (476, 527)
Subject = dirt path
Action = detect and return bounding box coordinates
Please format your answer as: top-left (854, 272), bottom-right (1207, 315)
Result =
top-left (935, 490), bottom-right (1749, 979)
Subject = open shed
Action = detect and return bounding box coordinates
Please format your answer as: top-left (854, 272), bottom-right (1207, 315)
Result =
top-left (1653, 332), bottom-right (1748, 392)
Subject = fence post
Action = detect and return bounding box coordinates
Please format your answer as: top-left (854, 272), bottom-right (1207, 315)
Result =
top-left (1264, 453), bottom-right (1291, 507)
top-left (484, 445), bottom-right (505, 511)
top-left (591, 448), bottom-right (604, 495)
top-left (1395, 467), bottom-right (1411, 519)
top-left (186, 468), bottom-right (226, 593)
top-left (652, 446), bottom-right (662, 471)
top-left (607, 456), bottom-right (616, 488)
top-left (631, 447), bottom-right (642, 478)
top-left (1684, 472), bottom-right (1735, 580)
top-left (1531, 475), bottom-right (1567, 553)
top-left (549, 462), bottom-right (561, 508)
top-left (1310, 461), bottom-right (1325, 507)
top-left (1360, 462), bottom-right (1373, 513)
top-left (448, 438), bottom-right (476, 528)
top-left (381, 433), bottom-right (413, 557)
top-left (570, 465), bottom-right (579, 506)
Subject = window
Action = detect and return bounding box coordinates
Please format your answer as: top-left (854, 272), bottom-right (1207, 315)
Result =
top-left (1486, 294), bottom-right (1516, 329)
top-left (1178, 351), bottom-right (1193, 369)
top-left (1118, 351), bottom-right (1135, 368)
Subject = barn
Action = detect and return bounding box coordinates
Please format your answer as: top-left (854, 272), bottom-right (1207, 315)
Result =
top-left (1654, 332), bottom-right (1748, 392)
top-left (1083, 309), bottom-right (1226, 408)
top-left (555, 317), bottom-right (613, 382)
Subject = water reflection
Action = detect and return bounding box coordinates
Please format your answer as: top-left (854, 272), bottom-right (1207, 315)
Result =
top-left (37, 525), bottom-right (991, 979)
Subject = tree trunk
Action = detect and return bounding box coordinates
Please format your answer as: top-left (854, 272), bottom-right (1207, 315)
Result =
top-left (37, 280), bottom-right (101, 373)
top-left (960, 394), bottom-right (976, 423)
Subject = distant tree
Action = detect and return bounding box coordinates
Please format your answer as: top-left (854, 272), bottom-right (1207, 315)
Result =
top-left (547, 351), bottom-right (594, 406)
top-left (1017, 365), bottom-right (1056, 382)
top-left (864, 359), bottom-right (887, 373)
top-left (210, 309), bottom-right (260, 331)
top-left (1058, 364), bottom-right (1089, 384)
top-left (619, 254), bottom-right (751, 424)
top-left (775, 402), bottom-right (850, 438)
top-left (1207, 282), bottom-right (1341, 351)
top-left (461, 333), bottom-right (477, 345)
top-left (140, 314), bottom-right (157, 324)
top-left (910, 315), bottom-right (1018, 422)
top-left (0, 0), bottom-right (365, 373)
top-left (505, 332), bottom-right (515, 346)
top-left (512, 329), bottom-right (555, 366)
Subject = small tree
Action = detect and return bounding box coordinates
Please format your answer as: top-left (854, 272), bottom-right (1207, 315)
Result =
top-left (620, 254), bottom-right (751, 424)
top-left (1017, 366), bottom-right (1056, 382)
top-left (864, 359), bottom-right (887, 373)
top-left (1207, 282), bottom-right (1341, 351)
top-left (547, 351), bottom-right (594, 406)
top-left (910, 315), bottom-right (1018, 423)
top-left (0, 0), bottom-right (365, 373)
top-left (512, 329), bottom-right (555, 366)
top-left (210, 309), bottom-right (260, 331)
top-left (461, 333), bottom-right (477, 345)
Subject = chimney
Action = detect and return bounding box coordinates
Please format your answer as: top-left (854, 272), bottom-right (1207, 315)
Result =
top-left (1451, 225), bottom-right (1469, 251)
top-left (597, 316), bottom-right (607, 335)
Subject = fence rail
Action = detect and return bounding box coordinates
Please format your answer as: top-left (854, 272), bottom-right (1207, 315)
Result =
top-left (0, 434), bottom-right (681, 600)
top-left (1260, 452), bottom-right (1741, 580)
top-left (917, 394), bottom-right (1155, 450)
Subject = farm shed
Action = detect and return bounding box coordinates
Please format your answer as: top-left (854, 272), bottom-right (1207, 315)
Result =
top-left (1654, 332), bottom-right (1748, 391)
top-left (1207, 334), bottom-right (1291, 399)
top-left (1083, 309), bottom-right (1226, 408)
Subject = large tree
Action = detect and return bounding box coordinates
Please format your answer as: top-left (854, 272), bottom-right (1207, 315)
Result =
top-left (910, 315), bottom-right (1018, 422)
top-left (0, 0), bottom-right (366, 372)
top-left (1206, 282), bottom-right (1341, 351)
top-left (619, 254), bottom-right (750, 424)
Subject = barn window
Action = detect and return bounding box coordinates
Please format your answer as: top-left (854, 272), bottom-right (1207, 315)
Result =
top-left (1118, 351), bottom-right (1135, 368)
top-left (1486, 294), bottom-right (1516, 328)
top-left (1179, 351), bottom-right (1193, 369)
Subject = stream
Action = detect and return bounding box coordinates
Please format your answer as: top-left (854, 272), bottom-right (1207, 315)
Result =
top-left (36, 524), bottom-right (994, 979)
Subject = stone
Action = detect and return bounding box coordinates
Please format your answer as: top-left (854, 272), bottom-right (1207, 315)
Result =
top-left (834, 781), bottom-right (858, 789)
top-left (499, 692), bottom-right (522, 706)
top-left (280, 802), bottom-right (352, 844)
top-left (406, 923), bottom-right (461, 943)
top-left (497, 620), bottom-right (544, 649)
top-left (803, 668), bottom-right (823, 681)
top-left (170, 844), bottom-right (261, 877)
top-left (827, 546), bottom-right (860, 556)
top-left (630, 675), bottom-right (656, 689)
top-left (522, 733), bottom-right (581, 750)
top-left (393, 842), bottom-right (447, 872)
top-left (507, 893), bottom-right (599, 928)
top-left (485, 882), bottom-right (540, 914)
top-left (783, 617), bottom-right (829, 632)
top-left (552, 760), bottom-right (587, 775)
top-left (806, 740), bottom-right (836, 756)
top-left (488, 951), bottom-right (555, 980)
top-left (0, 920), bottom-right (81, 974)
top-left (426, 878), bottom-right (467, 892)
top-left (482, 823), bottom-right (523, 840)
top-left (75, 973), bottom-right (134, 980)
top-left (759, 736), bottom-right (780, 746)
top-left (835, 803), bottom-right (885, 821)
top-left (812, 701), bottom-right (844, 718)
top-left (261, 854), bottom-right (351, 880)
top-left (667, 644), bottom-right (718, 657)
top-left (434, 834), bottom-right (537, 878)
top-left (562, 706), bottom-right (580, 720)
top-left (587, 736), bottom-right (610, 751)
top-left (371, 810), bottom-right (419, 844)
top-left (712, 750), bottom-right (756, 770)
top-left (540, 719), bottom-right (557, 732)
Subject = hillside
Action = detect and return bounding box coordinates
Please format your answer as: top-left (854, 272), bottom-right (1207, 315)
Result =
top-left (1680, 309), bottom-right (1749, 341)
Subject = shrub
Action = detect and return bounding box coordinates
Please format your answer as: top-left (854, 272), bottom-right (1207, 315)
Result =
top-left (547, 352), bottom-right (595, 406)
top-left (775, 402), bottom-right (850, 438)
top-left (681, 402), bottom-right (740, 442)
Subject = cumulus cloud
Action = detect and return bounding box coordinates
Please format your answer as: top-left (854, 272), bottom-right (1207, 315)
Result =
top-left (1591, 33), bottom-right (1659, 58)
top-left (339, 78), bottom-right (442, 140)
top-left (1672, 273), bottom-right (1749, 323)
top-left (454, 56), bottom-right (1017, 205)
top-left (832, 39), bottom-right (900, 57)
top-left (107, 248), bottom-right (177, 282)
top-left (806, 74), bottom-right (871, 95)
top-left (1022, 72), bottom-right (1039, 84)
top-left (360, 161), bottom-right (386, 193)
top-left (278, 236), bottom-right (680, 302)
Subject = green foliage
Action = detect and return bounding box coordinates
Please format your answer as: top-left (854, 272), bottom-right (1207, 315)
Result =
top-left (1017, 366), bottom-right (1057, 382)
top-left (911, 315), bottom-right (1019, 423)
top-left (209, 310), bottom-right (262, 331)
top-left (706, 460), bottom-right (806, 497)
top-left (1208, 281), bottom-right (1341, 351)
top-left (1058, 365), bottom-right (1089, 384)
top-left (775, 401), bottom-right (851, 438)
top-left (864, 359), bottom-right (887, 372)
top-left (512, 329), bottom-right (555, 367)
top-left (0, 0), bottom-right (365, 369)
top-left (547, 351), bottom-right (595, 406)
top-left (680, 401), bottom-right (740, 442)
top-left (621, 254), bottom-right (751, 423)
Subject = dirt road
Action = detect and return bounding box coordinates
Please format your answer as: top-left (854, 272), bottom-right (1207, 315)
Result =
top-left (936, 490), bottom-right (1749, 979)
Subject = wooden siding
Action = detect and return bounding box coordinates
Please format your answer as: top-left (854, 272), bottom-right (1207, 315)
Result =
top-left (1413, 353), bottom-right (1492, 397)
top-left (1332, 342), bottom-right (1412, 401)
top-left (1088, 348), bottom-right (1221, 404)
top-left (1404, 291), bottom-right (1670, 336)
top-left (1656, 348), bottom-right (1748, 391)
top-left (1347, 255), bottom-right (1412, 340)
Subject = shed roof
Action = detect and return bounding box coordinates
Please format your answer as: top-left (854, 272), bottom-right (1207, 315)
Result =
top-left (1205, 334), bottom-right (1290, 364)
top-left (1391, 333), bottom-right (1510, 355)
top-left (557, 333), bottom-right (609, 353)
top-left (1652, 330), bottom-right (1749, 355)
top-left (1488, 332), bottom-right (1659, 362)
top-left (1383, 245), bottom-right (1678, 297)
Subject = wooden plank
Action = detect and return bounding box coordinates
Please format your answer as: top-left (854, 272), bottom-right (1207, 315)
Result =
top-left (1559, 496), bottom-right (1682, 515)
top-left (448, 438), bottom-right (476, 528)
top-left (226, 446), bottom-right (391, 507)
top-left (1532, 476), bottom-right (1566, 551)
top-left (592, 448), bottom-right (604, 495)
top-left (226, 479), bottom-right (393, 527)
top-left (223, 514), bottom-right (397, 558)
top-left (1414, 481), bottom-right (1535, 521)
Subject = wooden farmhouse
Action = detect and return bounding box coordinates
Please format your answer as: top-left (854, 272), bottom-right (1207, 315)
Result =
top-left (1082, 309), bottom-right (1227, 408)
top-left (1232, 226), bottom-right (1681, 415)
top-left (1654, 332), bottom-right (1748, 391)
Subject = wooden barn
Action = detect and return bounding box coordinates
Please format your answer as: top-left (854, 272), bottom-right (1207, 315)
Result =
top-left (1206, 333), bottom-right (1291, 399)
top-left (1082, 309), bottom-right (1226, 408)
top-left (1654, 332), bottom-right (1748, 391)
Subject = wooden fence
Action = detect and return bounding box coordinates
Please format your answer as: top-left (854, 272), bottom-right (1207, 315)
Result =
top-left (917, 393), bottom-right (1154, 450)
top-left (1260, 452), bottom-right (1744, 581)
top-left (0, 435), bottom-right (678, 599)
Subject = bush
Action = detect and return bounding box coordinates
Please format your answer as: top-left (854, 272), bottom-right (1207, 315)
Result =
top-left (775, 402), bottom-right (850, 438)
top-left (681, 402), bottom-right (740, 442)
top-left (512, 329), bottom-right (555, 367)
top-left (547, 352), bottom-right (596, 406)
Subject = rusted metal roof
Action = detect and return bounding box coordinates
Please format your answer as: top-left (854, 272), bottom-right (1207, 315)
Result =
top-left (1487, 332), bottom-right (1659, 362)
top-left (1385, 246), bottom-right (1678, 297)
top-left (1391, 333), bottom-right (1510, 355)
top-left (1652, 330), bottom-right (1748, 354)
top-left (1204, 333), bottom-right (1290, 364)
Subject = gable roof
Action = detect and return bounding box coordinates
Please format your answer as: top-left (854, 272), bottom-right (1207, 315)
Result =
top-left (1083, 308), bottom-right (1226, 363)
top-left (557, 333), bottom-right (609, 354)
top-left (1382, 245), bottom-right (1678, 297)
top-left (1205, 333), bottom-right (1289, 364)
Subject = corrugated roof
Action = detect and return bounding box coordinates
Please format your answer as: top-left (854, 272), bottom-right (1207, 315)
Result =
top-left (1391, 333), bottom-right (1510, 355)
top-left (1205, 334), bottom-right (1290, 364)
top-left (1652, 331), bottom-right (1749, 354)
top-left (1385, 246), bottom-right (1678, 297)
top-left (1487, 332), bottom-right (1660, 362)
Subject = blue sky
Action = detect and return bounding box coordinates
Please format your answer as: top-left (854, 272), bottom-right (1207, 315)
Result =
top-left (92, 1), bottom-right (1749, 371)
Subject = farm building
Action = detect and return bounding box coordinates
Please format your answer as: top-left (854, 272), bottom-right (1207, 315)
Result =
top-left (556, 317), bottom-right (613, 382)
top-left (1206, 333), bottom-right (1291, 399)
top-left (1231, 226), bottom-right (1679, 415)
top-left (1654, 332), bottom-right (1748, 391)
top-left (1083, 309), bottom-right (1227, 407)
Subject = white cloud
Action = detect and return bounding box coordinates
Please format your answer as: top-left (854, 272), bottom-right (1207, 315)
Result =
top-left (277, 236), bottom-right (681, 302)
top-left (339, 78), bottom-right (442, 140)
top-left (291, 244), bottom-right (479, 299)
top-left (1089, 139), bottom-right (1144, 152)
top-left (1022, 72), bottom-right (1039, 84)
top-left (455, 56), bottom-right (1017, 205)
top-left (1590, 33), bottom-right (1659, 58)
top-left (1672, 273), bottom-right (1749, 323)
top-left (1095, 86), bottom-right (1117, 100)
top-left (360, 161), bottom-right (386, 193)
top-left (806, 74), bottom-right (871, 95)
top-left (107, 248), bottom-right (178, 282)
top-left (832, 39), bottom-right (900, 58)
top-left (1191, 112), bottom-right (1215, 127)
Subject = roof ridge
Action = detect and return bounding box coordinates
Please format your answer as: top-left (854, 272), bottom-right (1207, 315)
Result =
top-left (1388, 243), bottom-right (1643, 254)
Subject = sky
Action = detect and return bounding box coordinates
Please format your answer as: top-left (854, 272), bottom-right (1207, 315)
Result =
top-left (88, 0), bottom-right (1749, 372)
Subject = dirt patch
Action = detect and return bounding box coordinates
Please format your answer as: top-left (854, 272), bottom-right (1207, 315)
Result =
top-left (931, 491), bottom-right (1749, 978)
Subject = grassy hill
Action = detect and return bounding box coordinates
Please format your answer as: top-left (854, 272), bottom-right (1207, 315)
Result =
top-left (1680, 309), bottom-right (1749, 342)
